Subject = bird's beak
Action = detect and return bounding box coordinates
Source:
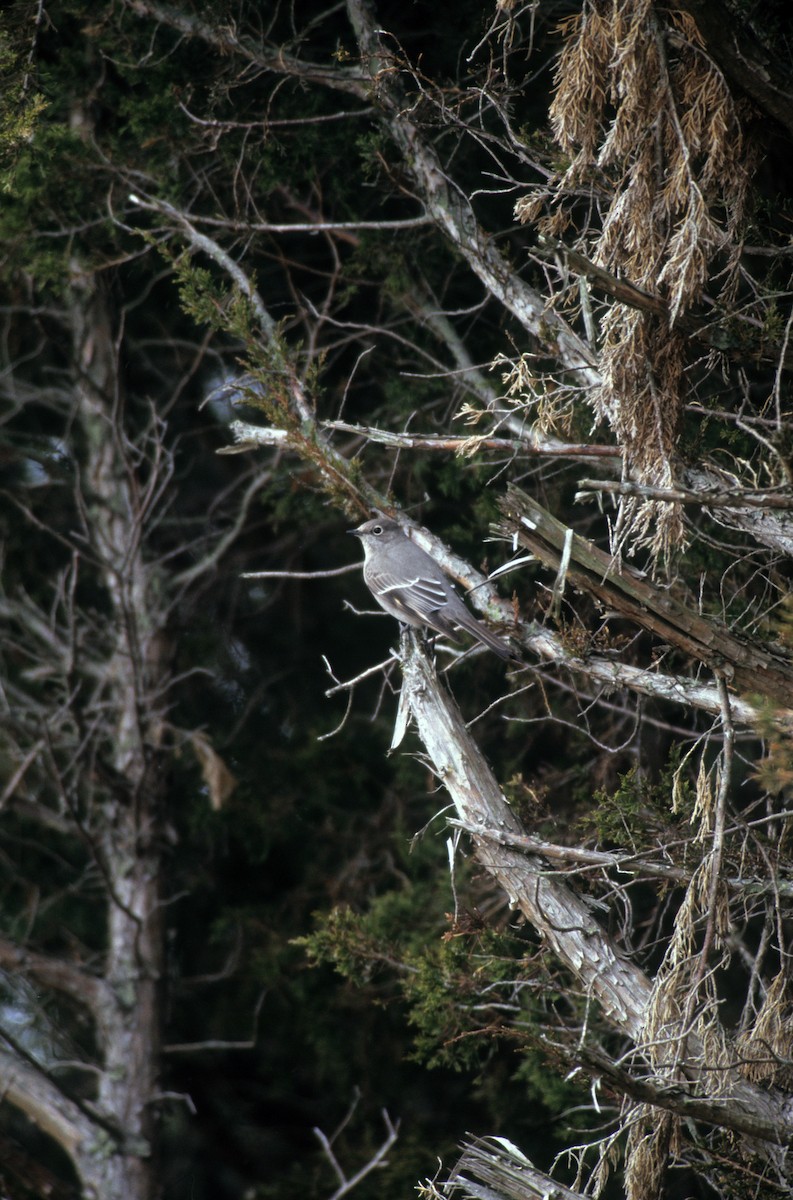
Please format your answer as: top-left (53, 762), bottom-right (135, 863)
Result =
top-left (347, 527), bottom-right (362, 537)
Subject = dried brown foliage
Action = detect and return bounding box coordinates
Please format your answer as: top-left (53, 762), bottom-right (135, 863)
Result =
top-left (516, 0), bottom-right (750, 557)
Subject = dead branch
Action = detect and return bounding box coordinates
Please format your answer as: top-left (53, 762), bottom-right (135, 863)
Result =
top-left (0, 937), bottom-right (107, 1016)
top-left (345, 0), bottom-right (600, 387)
top-left (314, 1104), bottom-right (399, 1200)
top-left (577, 478), bottom-right (793, 512)
top-left (0, 1047), bottom-right (95, 1162)
top-left (449, 819), bottom-right (793, 897)
top-left (498, 485), bottom-right (793, 711)
top-left (324, 420), bottom-right (620, 459)
top-left (399, 631), bottom-right (793, 1148)
top-left (444, 1135), bottom-right (591, 1200)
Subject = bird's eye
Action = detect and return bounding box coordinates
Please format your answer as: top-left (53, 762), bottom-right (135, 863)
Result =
top-left (372, 524), bottom-right (383, 535)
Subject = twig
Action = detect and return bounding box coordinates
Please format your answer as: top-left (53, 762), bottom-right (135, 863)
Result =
top-left (692, 675), bottom-right (734, 988)
top-left (313, 1106), bottom-right (400, 1200)
top-left (324, 652), bottom-right (400, 697)
top-left (326, 419), bottom-right (619, 459)
top-left (576, 478), bottom-right (793, 511)
top-left (163, 990), bottom-right (266, 1053)
top-left (242, 564), bottom-right (358, 580)
top-left (182, 212), bottom-right (433, 234)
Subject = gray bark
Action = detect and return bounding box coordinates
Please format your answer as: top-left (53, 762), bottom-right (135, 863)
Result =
top-left (400, 633), bottom-right (793, 1149)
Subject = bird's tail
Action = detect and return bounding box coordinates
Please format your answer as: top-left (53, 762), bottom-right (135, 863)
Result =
top-left (461, 614), bottom-right (518, 662)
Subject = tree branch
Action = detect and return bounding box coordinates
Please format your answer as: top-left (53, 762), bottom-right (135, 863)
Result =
top-left (445, 1135), bottom-right (590, 1200)
top-left (324, 420), bottom-right (620, 460)
top-left (401, 632), bottom-right (652, 1034)
top-left (399, 632), bottom-right (793, 1147)
top-left (578, 1041), bottom-right (793, 1147)
top-left (577, 477), bottom-right (793, 512)
top-left (498, 485), bottom-right (793, 712)
top-left (314, 1106), bottom-right (399, 1200)
top-left (0, 1046), bottom-right (98, 1161)
top-left (123, 0), bottom-right (367, 96)
top-left (345, 0), bottom-right (599, 387)
top-left (0, 937), bottom-right (108, 1016)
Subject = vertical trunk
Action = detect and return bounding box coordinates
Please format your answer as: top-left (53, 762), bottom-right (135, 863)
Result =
top-left (67, 267), bottom-right (167, 1200)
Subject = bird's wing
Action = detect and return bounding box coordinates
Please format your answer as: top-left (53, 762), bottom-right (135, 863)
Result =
top-left (366, 559), bottom-right (515, 658)
top-left (366, 563), bottom-right (458, 630)
top-left (381, 574), bottom-right (447, 610)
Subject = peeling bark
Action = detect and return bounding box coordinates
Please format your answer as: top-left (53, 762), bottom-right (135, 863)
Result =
top-left (498, 485), bottom-right (793, 712)
top-left (400, 633), bottom-right (793, 1149)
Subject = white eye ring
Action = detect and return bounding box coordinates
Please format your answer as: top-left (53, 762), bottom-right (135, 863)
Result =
top-left (372, 525), bottom-right (383, 535)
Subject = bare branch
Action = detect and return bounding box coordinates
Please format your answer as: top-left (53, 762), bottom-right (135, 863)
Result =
top-left (446, 1135), bottom-right (589, 1200)
top-left (162, 991), bottom-right (267, 1054)
top-left (122, 0), bottom-right (367, 96)
top-left (325, 420), bottom-right (620, 460)
top-left (499, 485), bottom-right (793, 712)
top-left (183, 213), bottom-right (434, 235)
top-left (0, 937), bottom-right (108, 1015)
top-left (577, 478), bottom-right (793, 511)
top-left (0, 1046), bottom-right (95, 1161)
top-left (314, 1105), bottom-right (400, 1200)
top-left (345, 0), bottom-right (599, 386)
top-left (243, 564), bottom-right (359, 581)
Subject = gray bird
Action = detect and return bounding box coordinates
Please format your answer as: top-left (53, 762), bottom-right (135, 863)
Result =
top-left (349, 517), bottom-right (516, 661)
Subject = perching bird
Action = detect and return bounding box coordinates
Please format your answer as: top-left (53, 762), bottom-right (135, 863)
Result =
top-left (349, 517), bottom-right (516, 661)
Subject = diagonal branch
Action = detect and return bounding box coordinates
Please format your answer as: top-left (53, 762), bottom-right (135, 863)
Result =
top-left (345, 0), bottom-right (599, 387)
top-left (122, 0), bottom-right (793, 561)
top-left (399, 632), bottom-right (793, 1146)
top-left (0, 937), bottom-right (108, 1017)
top-left (0, 1046), bottom-right (100, 1161)
top-left (400, 631), bottom-right (652, 1038)
top-left (498, 485), bottom-right (793, 712)
top-left (122, 0), bottom-right (367, 96)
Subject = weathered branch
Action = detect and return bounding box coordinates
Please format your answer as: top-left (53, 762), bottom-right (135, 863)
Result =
top-left (577, 477), bottom-right (793, 511)
top-left (0, 937), bottom-right (107, 1016)
top-left (345, 0), bottom-right (599, 387)
top-left (324, 420), bottom-right (620, 460)
top-left (498, 485), bottom-right (793, 712)
top-left (446, 1135), bottom-right (590, 1200)
top-left (681, 465), bottom-right (793, 557)
top-left (122, 0), bottom-right (367, 96)
top-left (0, 1046), bottom-right (96, 1161)
top-left (400, 633), bottom-right (793, 1146)
top-left (400, 632), bottom-right (653, 1039)
top-left (450, 819), bottom-right (793, 897)
top-left (577, 1042), bottom-right (793, 1146)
